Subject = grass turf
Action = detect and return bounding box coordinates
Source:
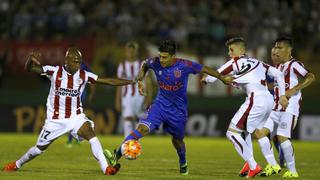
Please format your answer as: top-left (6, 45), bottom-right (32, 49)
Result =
top-left (0, 134), bottom-right (319, 180)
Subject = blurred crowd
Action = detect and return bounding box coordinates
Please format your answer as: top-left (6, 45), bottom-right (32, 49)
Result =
top-left (1, 0), bottom-right (320, 55)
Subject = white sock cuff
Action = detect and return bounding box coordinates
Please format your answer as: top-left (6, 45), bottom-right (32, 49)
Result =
top-left (89, 137), bottom-right (98, 144)
top-left (258, 137), bottom-right (269, 144)
top-left (280, 140), bottom-right (291, 148)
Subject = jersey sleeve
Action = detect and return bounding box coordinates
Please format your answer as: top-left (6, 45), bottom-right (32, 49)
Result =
top-left (205, 60), bottom-right (234, 83)
top-left (42, 65), bottom-right (57, 76)
top-left (292, 61), bottom-right (309, 78)
top-left (184, 60), bottom-right (203, 74)
top-left (144, 57), bottom-right (156, 70)
top-left (86, 71), bottom-right (98, 83)
top-left (267, 66), bottom-right (285, 96)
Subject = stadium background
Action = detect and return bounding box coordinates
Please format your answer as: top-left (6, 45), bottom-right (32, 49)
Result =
top-left (0, 0), bottom-right (319, 141)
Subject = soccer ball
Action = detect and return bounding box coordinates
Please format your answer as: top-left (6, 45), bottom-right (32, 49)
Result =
top-left (121, 140), bottom-right (142, 160)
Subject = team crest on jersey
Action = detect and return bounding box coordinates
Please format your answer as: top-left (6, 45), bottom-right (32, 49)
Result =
top-left (158, 71), bottom-right (162, 75)
top-left (174, 69), bottom-right (181, 78)
top-left (280, 122), bottom-right (288, 129)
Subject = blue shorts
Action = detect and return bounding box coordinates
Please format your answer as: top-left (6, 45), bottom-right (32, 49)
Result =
top-left (139, 102), bottom-right (187, 139)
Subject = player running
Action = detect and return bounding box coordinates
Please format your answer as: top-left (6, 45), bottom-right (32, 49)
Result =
top-left (105, 40), bottom-right (233, 175)
top-left (202, 37), bottom-right (288, 178)
top-left (115, 42), bottom-right (152, 137)
top-left (255, 36), bottom-right (315, 178)
top-left (3, 47), bottom-right (134, 175)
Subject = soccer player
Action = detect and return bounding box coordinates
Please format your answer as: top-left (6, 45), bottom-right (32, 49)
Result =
top-left (104, 40), bottom-right (233, 175)
top-left (254, 36), bottom-right (315, 178)
top-left (66, 62), bottom-right (96, 148)
top-left (266, 47), bottom-right (285, 168)
top-left (115, 42), bottom-right (152, 137)
top-left (3, 47), bottom-right (134, 175)
top-left (202, 37), bottom-right (288, 178)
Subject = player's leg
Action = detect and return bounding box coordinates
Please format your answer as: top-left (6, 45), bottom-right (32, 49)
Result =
top-left (111, 103), bottom-right (162, 162)
top-left (3, 124), bottom-right (59, 172)
top-left (122, 99), bottom-right (137, 137)
top-left (226, 126), bottom-right (260, 174)
top-left (276, 112), bottom-right (299, 177)
top-left (171, 137), bottom-right (188, 175)
top-left (76, 120), bottom-right (119, 175)
top-left (114, 123), bottom-right (149, 161)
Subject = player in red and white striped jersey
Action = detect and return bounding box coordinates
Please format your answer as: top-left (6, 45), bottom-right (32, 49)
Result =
top-left (256, 36), bottom-right (315, 178)
top-left (115, 42), bottom-right (152, 137)
top-left (203, 37), bottom-right (288, 178)
top-left (3, 47), bottom-right (134, 175)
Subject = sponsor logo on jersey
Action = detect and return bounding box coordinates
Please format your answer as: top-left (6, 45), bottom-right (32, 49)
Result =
top-left (55, 87), bottom-right (80, 97)
top-left (159, 81), bottom-right (183, 91)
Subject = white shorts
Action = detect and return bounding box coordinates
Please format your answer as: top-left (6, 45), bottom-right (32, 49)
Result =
top-left (122, 96), bottom-right (145, 118)
top-left (230, 91), bottom-right (274, 133)
top-left (263, 111), bottom-right (298, 138)
top-left (36, 114), bottom-right (94, 146)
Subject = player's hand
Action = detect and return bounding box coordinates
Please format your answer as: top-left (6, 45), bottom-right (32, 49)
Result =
top-left (221, 75), bottom-right (234, 85)
top-left (279, 95), bottom-right (289, 109)
top-left (285, 88), bottom-right (297, 98)
top-left (25, 52), bottom-right (41, 70)
top-left (200, 74), bottom-right (208, 84)
top-left (138, 80), bottom-right (146, 96)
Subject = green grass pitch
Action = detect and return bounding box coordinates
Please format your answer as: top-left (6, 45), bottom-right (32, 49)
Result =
top-left (0, 134), bottom-right (319, 180)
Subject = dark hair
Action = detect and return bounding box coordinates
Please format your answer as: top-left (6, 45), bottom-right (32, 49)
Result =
top-left (225, 37), bottom-right (246, 47)
top-left (158, 40), bottom-right (176, 55)
top-left (275, 36), bottom-right (293, 47)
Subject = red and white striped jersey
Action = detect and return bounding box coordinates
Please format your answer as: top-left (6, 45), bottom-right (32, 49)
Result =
top-left (117, 60), bottom-right (143, 98)
top-left (42, 65), bottom-right (98, 119)
top-left (273, 58), bottom-right (309, 116)
top-left (205, 55), bottom-right (286, 96)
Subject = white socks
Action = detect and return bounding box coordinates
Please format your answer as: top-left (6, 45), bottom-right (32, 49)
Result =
top-left (258, 137), bottom-right (277, 166)
top-left (124, 120), bottom-right (134, 137)
top-left (89, 137), bottom-right (108, 173)
top-left (281, 140), bottom-right (297, 173)
top-left (226, 131), bottom-right (257, 170)
top-left (16, 146), bottom-right (43, 168)
top-left (244, 132), bottom-right (253, 153)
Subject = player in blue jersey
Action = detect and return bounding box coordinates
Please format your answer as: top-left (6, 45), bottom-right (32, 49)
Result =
top-left (104, 40), bottom-right (233, 175)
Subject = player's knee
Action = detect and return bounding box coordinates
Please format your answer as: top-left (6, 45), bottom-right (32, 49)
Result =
top-left (124, 116), bottom-right (136, 121)
top-left (137, 124), bottom-right (149, 136)
top-left (254, 128), bottom-right (269, 139)
top-left (277, 135), bottom-right (288, 143)
top-left (36, 145), bottom-right (48, 152)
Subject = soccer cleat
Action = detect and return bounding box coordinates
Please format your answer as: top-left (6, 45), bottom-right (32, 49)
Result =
top-left (3, 162), bottom-right (19, 172)
top-left (282, 171), bottom-right (299, 178)
top-left (103, 149), bottom-right (117, 167)
top-left (260, 164), bottom-right (281, 177)
top-left (246, 164), bottom-right (262, 178)
top-left (180, 163), bottom-right (188, 175)
top-left (239, 162), bottom-right (249, 177)
top-left (105, 163), bottom-right (121, 175)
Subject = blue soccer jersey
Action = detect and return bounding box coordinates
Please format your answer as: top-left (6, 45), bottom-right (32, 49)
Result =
top-left (146, 57), bottom-right (203, 114)
top-left (139, 57), bottom-right (203, 138)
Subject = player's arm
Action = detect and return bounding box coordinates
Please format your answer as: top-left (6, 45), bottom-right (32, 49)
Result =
top-left (201, 60), bottom-right (234, 84)
top-left (267, 66), bottom-right (288, 108)
top-left (136, 61), bottom-right (150, 96)
top-left (286, 72), bottom-right (315, 98)
top-left (144, 72), bottom-right (153, 107)
top-left (200, 66), bottom-right (233, 85)
top-left (95, 77), bottom-right (134, 86)
top-left (25, 52), bottom-right (43, 74)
